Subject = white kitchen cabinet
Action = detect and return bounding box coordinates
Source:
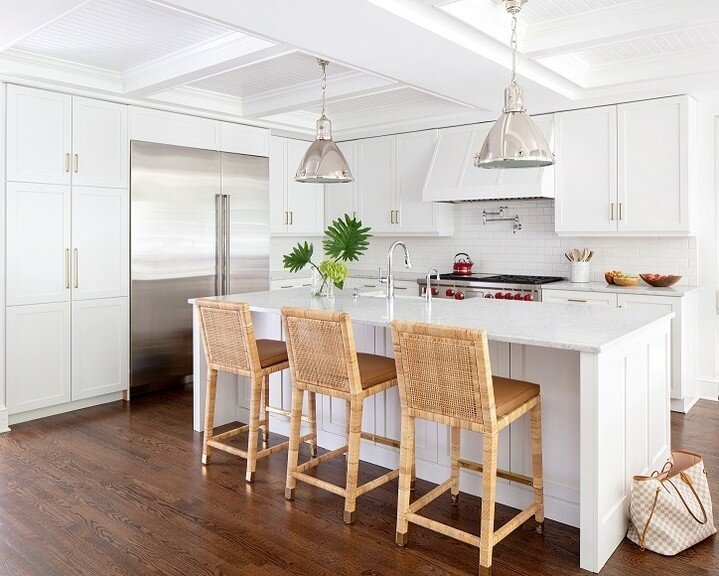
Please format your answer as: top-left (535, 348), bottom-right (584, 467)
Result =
top-left (269, 136), bottom-right (324, 236)
top-left (220, 122), bottom-right (269, 157)
top-left (554, 96), bottom-right (695, 236)
top-left (6, 302), bottom-right (71, 414)
top-left (324, 140), bottom-right (358, 225)
top-left (617, 97), bottom-right (693, 234)
top-left (71, 298), bottom-right (129, 400)
top-left (6, 85), bottom-right (72, 185)
top-left (395, 130), bottom-right (454, 235)
top-left (554, 107), bottom-right (617, 234)
top-left (72, 187), bottom-right (129, 300)
top-left (129, 106), bottom-right (219, 150)
top-left (357, 135), bottom-right (395, 234)
top-left (542, 286), bottom-right (698, 412)
top-left (270, 277), bottom-right (312, 290)
top-left (6, 183), bottom-right (71, 306)
top-left (72, 97), bottom-right (128, 188)
top-left (541, 289), bottom-right (618, 307)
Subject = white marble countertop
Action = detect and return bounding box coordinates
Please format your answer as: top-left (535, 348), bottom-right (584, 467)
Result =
top-left (542, 280), bottom-right (697, 297)
top-left (270, 268), bottom-right (423, 282)
top-left (192, 288), bottom-right (674, 354)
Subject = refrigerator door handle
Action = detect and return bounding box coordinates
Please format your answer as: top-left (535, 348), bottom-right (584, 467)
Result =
top-left (215, 194), bottom-right (225, 296)
top-left (223, 194), bottom-right (230, 296)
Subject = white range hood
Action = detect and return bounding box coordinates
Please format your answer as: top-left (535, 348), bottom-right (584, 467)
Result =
top-left (422, 114), bottom-right (554, 203)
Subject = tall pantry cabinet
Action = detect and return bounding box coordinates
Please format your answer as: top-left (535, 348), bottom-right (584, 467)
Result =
top-left (5, 85), bottom-right (129, 419)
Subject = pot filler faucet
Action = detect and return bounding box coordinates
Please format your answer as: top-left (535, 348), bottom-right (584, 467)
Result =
top-left (380, 241), bottom-right (412, 300)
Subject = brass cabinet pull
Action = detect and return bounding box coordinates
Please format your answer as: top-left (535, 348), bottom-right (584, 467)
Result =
top-left (610, 203), bottom-right (615, 221)
top-left (289, 211), bottom-right (293, 225)
top-left (280, 285), bottom-right (292, 289)
top-left (283, 211), bottom-right (288, 225)
top-left (74, 154), bottom-right (79, 173)
top-left (65, 153), bottom-right (70, 173)
top-left (390, 210), bottom-right (394, 224)
top-left (395, 209), bottom-right (400, 224)
top-left (73, 249), bottom-right (79, 288)
top-left (65, 249), bottom-right (70, 289)
top-left (619, 203), bottom-right (624, 220)
top-left (568, 299), bottom-right (587, 303)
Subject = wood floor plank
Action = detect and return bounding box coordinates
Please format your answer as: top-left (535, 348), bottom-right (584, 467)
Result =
top-left (0, 389), bottom-right (716, 575)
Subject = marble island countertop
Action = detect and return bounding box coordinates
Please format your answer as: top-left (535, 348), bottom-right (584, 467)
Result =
top-left (193, 288), bottom-right (674, 354)
top-left (543, 280), bottom-right (697, 297)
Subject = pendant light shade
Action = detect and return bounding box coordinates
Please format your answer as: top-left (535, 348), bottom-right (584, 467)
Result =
top-left (295, 60), bottom-right (353, 184)
top-left (475, 0), bottom-right (554, 170)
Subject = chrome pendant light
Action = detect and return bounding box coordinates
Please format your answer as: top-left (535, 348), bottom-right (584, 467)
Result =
top-left (295, 59), bottom-right (354, 184)
top-left (475, 0), bottom-right (554, 169)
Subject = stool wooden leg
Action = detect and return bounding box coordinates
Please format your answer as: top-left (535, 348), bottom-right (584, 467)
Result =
top-left (201, 369), bottom-right (218, 465)
top-left (479, 431), bottom-right (498, 571)
top-left (343, 399), bottom-right (363, 524)
top-left (396, 412), bottom-right (415, 546)
top-left (450, 426), bottom-right (461, 506)
top-left (260, 374), bottom-right (270, 446)
top-left (344, 400), bottom-right (351, 462)
top-left (308, 392), bottom-right (318, 457)
top-left (531, 399), bottom-right (545, 533)
top-left (245, 374), bottom-right (263, 483)
top-left (285, 386), bottom-right (304, 501)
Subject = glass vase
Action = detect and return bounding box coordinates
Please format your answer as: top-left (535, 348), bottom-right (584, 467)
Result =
top-left (311, 268), bottom-right (335, 298)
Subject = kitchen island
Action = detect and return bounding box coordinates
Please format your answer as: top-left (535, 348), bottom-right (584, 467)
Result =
top-left (190, 289), bottom-right (673, 573)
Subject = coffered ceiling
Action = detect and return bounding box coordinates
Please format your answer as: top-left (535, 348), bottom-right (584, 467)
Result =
top-left (1, 0), bottom-right (718, 140)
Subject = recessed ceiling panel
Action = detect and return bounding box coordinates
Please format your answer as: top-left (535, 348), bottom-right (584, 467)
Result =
top-left (13, 0), bottom-right (236, 70)
top-left (520, 0), bottom-right (634, 24)
top-left (189, 52), bottom-right (354, 98)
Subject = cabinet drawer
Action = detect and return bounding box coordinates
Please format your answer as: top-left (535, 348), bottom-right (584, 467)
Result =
top-left (270, 278), bottom-right (311, 290)
top-left (542, 289), bottom-right (618, 307)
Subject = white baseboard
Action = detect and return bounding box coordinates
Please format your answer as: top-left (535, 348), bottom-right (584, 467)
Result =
top-left (671, 396), bottom-right (700, 413)
top-left (0, 405), bottom-right (9, 434)
top-left (241, 412), bottom-right (580, 528)
top-left (698, 377), bottom-right (719, 401)
top-left (7, 392), bottom-right (125, 426)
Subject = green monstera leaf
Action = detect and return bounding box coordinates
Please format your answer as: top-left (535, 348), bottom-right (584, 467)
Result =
top-left (282, 241), bottom-right (314, 273)
top-left (322, 214), bottom-right (372, 262)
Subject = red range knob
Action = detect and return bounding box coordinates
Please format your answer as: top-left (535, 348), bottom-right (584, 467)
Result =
top-left (523, 294), bottom-right (533, 301)
top-left (495, 292), bottom-right (504, 299)
top-left (454, 292), bottom-right (465, 300)
top-left (431, 287), bottom-right (439, 296)
top-left (504, 293), bottom-right (513, 300)
top-left (484, 294), bottom-right (494, 299)
top-left (446, 288), bottom-right (455, 297)
top-left (513, 293), bottom-right (523, 301)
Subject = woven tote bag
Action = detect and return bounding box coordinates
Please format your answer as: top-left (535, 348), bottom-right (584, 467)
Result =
top-left (627, 450), bottom-right (716, 555)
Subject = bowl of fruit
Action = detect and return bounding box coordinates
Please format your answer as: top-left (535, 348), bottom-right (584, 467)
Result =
top-left (639, 274), bottom-right (682, 288)
top-left (612, 274), bottom-right (641, 287)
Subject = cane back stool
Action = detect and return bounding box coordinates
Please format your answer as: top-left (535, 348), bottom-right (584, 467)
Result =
top-left (390, 320), bottom-right (545, 574)
top-left (196, 299), bottom-right (317, 483)
top-left (282, 306), bottom-right (401, 524)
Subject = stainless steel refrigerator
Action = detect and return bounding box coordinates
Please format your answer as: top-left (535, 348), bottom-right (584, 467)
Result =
top-left (130, 141), bottom-right (269, 393)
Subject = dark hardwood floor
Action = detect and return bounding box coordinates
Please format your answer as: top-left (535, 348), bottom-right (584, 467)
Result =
top-left (1, 390), bottom-right (717, 575)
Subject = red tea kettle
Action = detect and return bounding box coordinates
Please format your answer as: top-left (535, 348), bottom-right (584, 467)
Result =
top-left (453, 253), bottom-right (474, 276)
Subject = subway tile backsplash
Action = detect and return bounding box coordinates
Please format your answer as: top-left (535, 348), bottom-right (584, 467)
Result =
top-left (271, 200), bottom-right (697, 285)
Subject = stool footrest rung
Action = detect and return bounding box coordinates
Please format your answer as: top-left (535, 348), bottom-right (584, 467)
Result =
top-left (206, 440), bottom-right (247, 458)
top-left (458, 458), bottom-right (534, 487)
top-left (493, 504), bottom-right (539, 545)
top-left (408, 479), bottom-right (455, 514)
top-left (210, 425), bottom-right (249, 442)
top-left (265, 405), bottom-right (312, 423)
top-left (293, 472), bottom-right (346, 497)
top-left (355, 469), bottom-right (399, 497)
top-left (406, 512), bottom-right (480, 547)
top-left (295, 445), bottom-right (348, 473)
top-left (360, 432), bottom-right (400, 449)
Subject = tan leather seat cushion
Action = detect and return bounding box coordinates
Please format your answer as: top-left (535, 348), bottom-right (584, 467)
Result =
top-left (492, 376), bottom-right (540, 416)
top-left (357, 353), bottom-right (397, 389)
top-left (257, 339), bottom-right (288, 368)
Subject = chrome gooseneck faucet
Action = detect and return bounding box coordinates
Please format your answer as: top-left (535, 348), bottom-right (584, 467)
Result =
top-left (425, 268), bottom-right (439, 304)
top-left (380, 241), bottom-right (412, 300)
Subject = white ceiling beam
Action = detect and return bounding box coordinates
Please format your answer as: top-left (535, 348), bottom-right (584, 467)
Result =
top-left (243, 71), bottom-right (398, 118)
top-left (122, 32), bottom-right (290, 97)
top-left (523, 0), bottom-right (719, 59)
top-left (0, 0), bottom-right (90, 51)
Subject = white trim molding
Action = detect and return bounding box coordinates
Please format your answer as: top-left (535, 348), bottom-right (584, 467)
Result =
top-left (0, 406), bottom-right (9, 434)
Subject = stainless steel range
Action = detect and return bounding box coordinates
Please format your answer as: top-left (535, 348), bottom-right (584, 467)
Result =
top-left (417, 273), bottom-right (564, 302)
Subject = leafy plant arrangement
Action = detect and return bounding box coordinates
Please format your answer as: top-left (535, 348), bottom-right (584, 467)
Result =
top-left (282, 214), bottom-right (372, 294)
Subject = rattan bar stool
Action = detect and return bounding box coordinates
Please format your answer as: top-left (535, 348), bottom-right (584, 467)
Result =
top-left (282, 306), bottom-right (401, 524)
top-left (390, 321), bottom-right (544, 574)
top-left (197, 299), bottom-right (317, 483)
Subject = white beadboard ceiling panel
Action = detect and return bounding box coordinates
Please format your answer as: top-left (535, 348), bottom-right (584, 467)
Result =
top-left (189, 52), bottom-right (354, 98)
top-left (520, 0), bottom-right (634, 24)
top-left (300, 87), bottom-right (471, 128)
top-left (13, 0), bottom-right (236, 71)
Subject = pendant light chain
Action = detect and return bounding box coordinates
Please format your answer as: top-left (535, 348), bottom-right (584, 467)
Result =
top-left (510, 13), bottom-right (518, 87)
top-left (319, 59), bottom-right (328, 116)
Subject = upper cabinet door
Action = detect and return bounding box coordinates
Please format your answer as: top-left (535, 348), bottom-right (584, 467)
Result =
top-left (6, 183), bottom-right (71, 306)
top-left (7, 85), bottom-right (71, 185)
top-left (72, 187), bottom-right (129, 300)
top-left (220, 122), bottom-right (269, 157)
top-left (554, 106), bottom-right (617, 234)
top-left (269, 136), bottom-right (288, 234)
top-left (72, 97), bottom-right (128, 188)
top-left (285, 138), bottom-right (324, 235)
top-left (395, 130), bottom-right (448, 234)
top-left (357, 136), bottom-right (395, 234)
top-left (325, 140), bottom-right (358, 226)
top-left (618, 97), bottom-right (692, 234)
